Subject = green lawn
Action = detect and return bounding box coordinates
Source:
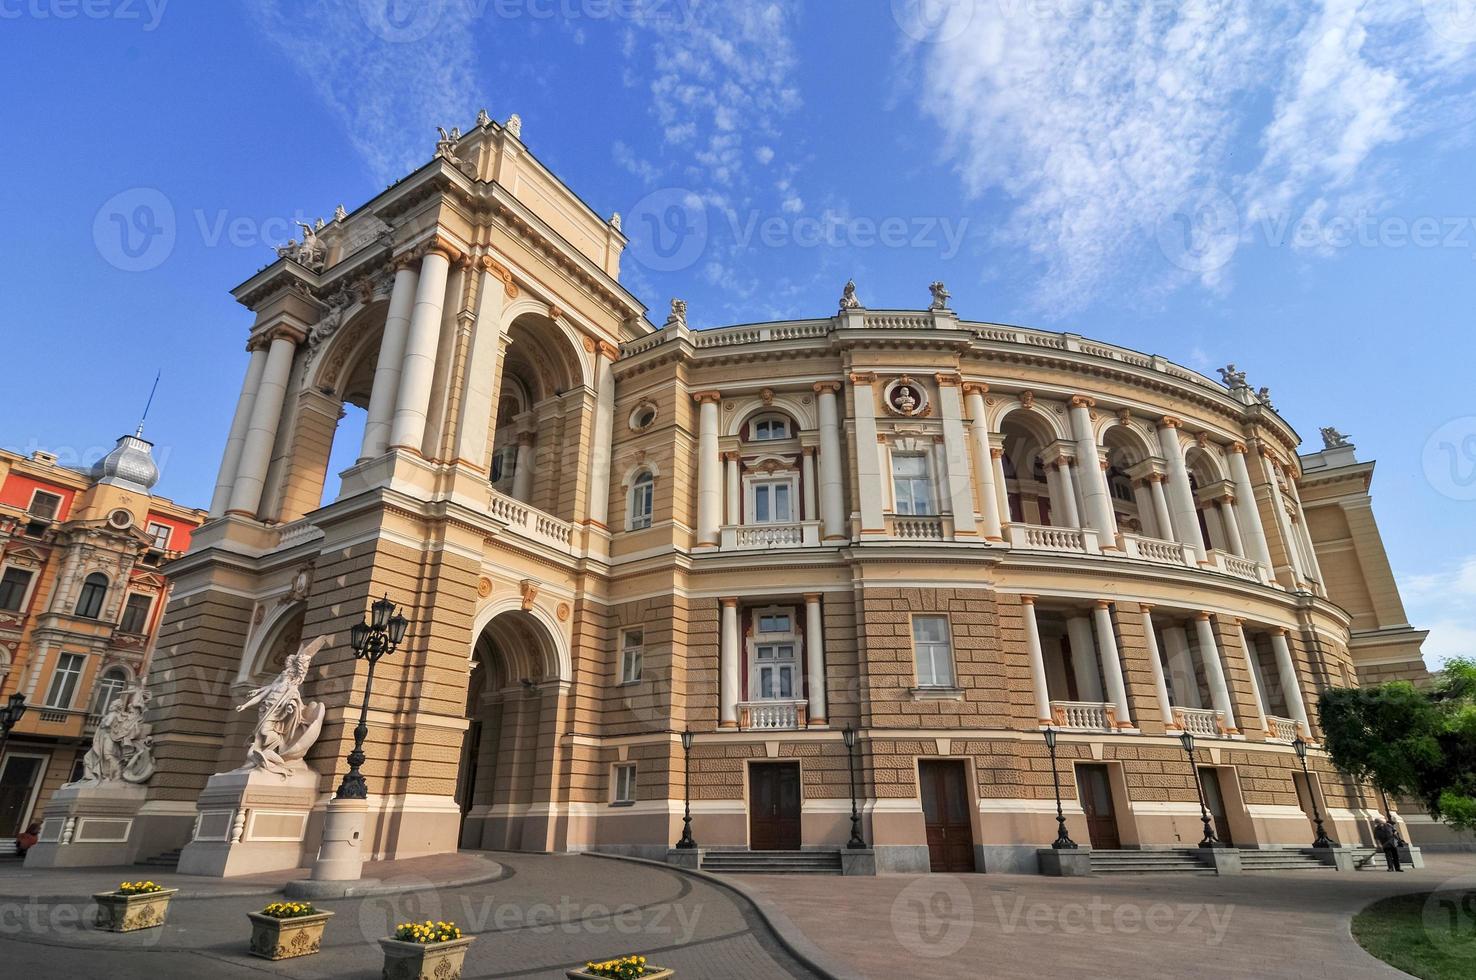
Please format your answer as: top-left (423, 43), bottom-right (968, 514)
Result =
top-left (1351, 891), bottom-right (1476, 980)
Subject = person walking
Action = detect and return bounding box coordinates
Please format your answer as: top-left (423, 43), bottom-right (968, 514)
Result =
top-left (1373, 816), bottom-right (1403, 872)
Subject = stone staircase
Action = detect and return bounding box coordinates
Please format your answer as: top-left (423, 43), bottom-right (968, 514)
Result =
top-left (1237, 849), bottom-right (1333, 872)
top-left (135, 847), bottom-right (183, 869)
top-left (1088, 849), bottom-right (1216, 874)
top-left (700, 849), bottom-right (843, 875)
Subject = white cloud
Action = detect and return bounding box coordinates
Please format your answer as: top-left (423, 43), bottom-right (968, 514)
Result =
top-left (1400, 556), bottom-right (1476, 668)
top-left (910, 0), bottom-right (1476, 312)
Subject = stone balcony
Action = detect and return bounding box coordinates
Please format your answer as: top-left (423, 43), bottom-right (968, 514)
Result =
top-left (1049, 700), bottom-right (1119, 732)
top-left (1264, 714), bottom-right (1302, 743)
top-left (1008, 523), bottom-right (1101, 555)
top-left (720, 520), bottom-right (821, 551)
top-left (737, 699), bottom-right (808, 731)
top-left (1172, 705), bottom-right (1229, 738)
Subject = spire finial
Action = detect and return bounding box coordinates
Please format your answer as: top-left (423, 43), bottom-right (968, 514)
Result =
top-left (136, 371), bottom-right (161, 437)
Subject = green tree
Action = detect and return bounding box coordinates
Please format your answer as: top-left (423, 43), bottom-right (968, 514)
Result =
top-left (1319, 659), bottom-right (1476, 832)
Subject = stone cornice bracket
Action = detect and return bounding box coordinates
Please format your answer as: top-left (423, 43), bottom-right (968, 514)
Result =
top-left (1160, 415), bottom-right (1182, 429)
top-left (720, 596), bottom-right (738, 608)
top-left (1138, 602), bottom-right (1154, 613)
top-left (1094, 599), bottom-right (1111, 610)
top-left (813, 381), bottom-right (841, 394)
top-left (849, 372), bottom-right (878, 385)
top-left (520, 579), bottom-right (538, 611)
top-left (691, 391), bottom-right (722, 405)
top-left (597, 340), bottom-right (620, 361)
top-left (1195, 611), bottom-right (1212, 621)
top-left (961, 381), bottom-right (989, 396)
top-left (477, 255), bottom-right (519, 299)
top-left (934, 373), bottom-right (962, 386)
top-left (1230, 441), bottom-right (1249, 454)
top-left (1070, 395), bottom-right (1096, 409)
top-left (425, 235), bottom-right (463, 263)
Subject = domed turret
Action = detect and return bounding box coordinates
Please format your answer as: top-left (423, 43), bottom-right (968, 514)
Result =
top-left (91, 429), bottom-right (160, 493)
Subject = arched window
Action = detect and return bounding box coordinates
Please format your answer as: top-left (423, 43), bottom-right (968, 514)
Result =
top-left (92, 667), bottom-right (128, 714)
top-left (628, 470), bottom-right (654, 530)
top-left (75, 573), bottom-right (108, 619)
top-left (748, 415), bottom-right (791, 441)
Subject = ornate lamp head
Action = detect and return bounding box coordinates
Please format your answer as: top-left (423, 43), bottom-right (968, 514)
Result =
top-left (1178, 730), bottom-right (1196, 754)
top-left (371, 595), bottom-right (395, 629)
top-left (1043, 727), bottom-right (1057, 751)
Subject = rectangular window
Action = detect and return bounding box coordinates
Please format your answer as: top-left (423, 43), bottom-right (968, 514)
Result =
top-left (44, 653), bottom-right (86, 709)
top-left (753, 608), bottom-right (798, 700)
top-left (620, 629), bottom-right (644, 684)
top-left (629, 476), bottom-right (654, 530)
top-left (912, 615), bottom-right (955, 688)
top-left (751, 480), bottom-right (793, 524)
top-left (146, 522), bottom-right (172, 551)
top-left (118, 593), bottom-right (152, 634)
top-left (892, 453), bottom-right (935, 515)
top-left (613, 763), bottom-right (637, 804)
top-left (0, 567), bottom-right (34, 612)
top-left (28, 491), bottom-right (61, 521)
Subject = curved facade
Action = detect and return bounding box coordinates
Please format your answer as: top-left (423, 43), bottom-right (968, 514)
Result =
top-left (132, 118), bottom-right (1417, 873)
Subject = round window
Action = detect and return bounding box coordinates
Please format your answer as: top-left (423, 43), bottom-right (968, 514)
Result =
top-left (107, 509), bottom-right (133, 530)
top-left (629, 403), bottom-right (658, 431)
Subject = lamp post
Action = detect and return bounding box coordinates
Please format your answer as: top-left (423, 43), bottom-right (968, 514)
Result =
top-left (1043, 728), bottom-right (1077, 849)
top-left (675, 728), bottom-right (697, 850)
top-left (1178, 731), bottom-right (1220, 848)
top-left (333, 595), bottom-right (409, 800)
top-left (842, 725), bottom-right (866, 849)
top-left (1292, 737), bottom-right (1335, 848)
top-left (0, 692), bottom-right (27, 758)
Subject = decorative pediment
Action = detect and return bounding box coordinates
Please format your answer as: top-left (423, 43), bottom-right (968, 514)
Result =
top-left (3, 547), bottom-right (47, 568)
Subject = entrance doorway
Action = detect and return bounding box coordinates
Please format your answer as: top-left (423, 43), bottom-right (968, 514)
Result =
top-left (919, 760), bottom-right (975, 872)
top-left (1200, 767), bottom-right (1234, 846)
top-left (749, 762), bottom-right (802, 850)
top-left (1075, 764), bottom-right (1121, 849)
top-left (0, 753), bottom-right (45, 837)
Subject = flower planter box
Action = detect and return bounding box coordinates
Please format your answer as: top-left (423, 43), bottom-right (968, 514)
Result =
top-left (92, 888), bottom-right (178, 932)
top-left (379, 935), bottom-right (476, 980)
top-left (248, 909), bottom-right (334, 960)
top-left (566, 968), bottom-right (674, 980)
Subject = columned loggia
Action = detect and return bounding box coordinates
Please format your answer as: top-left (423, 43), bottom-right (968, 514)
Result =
top-left (1093, 601), bottom-right (1133, 727)
top-left (1020, 596), bottom-right (1052, 725)
top-left (719, 597), bottom-right (739, 727)
top-left (1227, 442), bottom-right (1274, 567)
top-left (804, 593), bottom-right (827, 725)
top-left (1194, 612), bottom-right (1239, 734)
top-left (800, 448), bottom-right (818, 522)
top-left (813, 382), bottom-right (847, 540)
top-left (1259, 449), bottom-right (1307, 584)
top-left (1157, 417), bottom-right (1206, 561)
top-left (1217, 495), bottom-right (1245, 556)
top-left (723, 452), bottom-right (741, 525)
top-left (1138, 605), bottom-right (1176, 729)
top-left (963, 383), bottom-right (1003, 539)
top-left (1270, 628), bottom-right (1311, 734)
top-left (1065, 615), bottom-right (1102, 700)
top-left (450, 258), bottom-right (508, 470)
top-left (360, 261), bottom-right (419, 460)
top-left (1069, 396), bottom-right (1116, 541)
top-left (1147, 473), bottom-right (1175, 543)
top-left (388, 242), bottom-right (457, 452)
top-left (693, 392), bottom-right (722, 546)
top-left (1234, 619), bottom-right (1270, 735)
top-left (209, 338), bottom-right (270, 516)
top-left (1051, 454), bottom-right (1082, 529)
top-left (226, 325), bottom-right (303, 517)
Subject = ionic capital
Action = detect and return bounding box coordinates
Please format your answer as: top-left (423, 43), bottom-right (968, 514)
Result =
top-left (1160, 415), bottom-right (1183, 429)
top-left (1070, 395), bottom-right (1096, 409)
top-left (1230, 441), bottom-right (1248, 454)
top-left (1019, 594), bottom-right (1036, 606)
top-left (720, 597), bottom-right (739, 609)
top-left (1094, 599), bottom-right (1111, 610)
top-left (803, 592), bottom-right (822, 604)
top-left (425, 235), bottom-right (463, 263)
top-left (692, 391), bottom-right (722, 405)
top-left (1138, 602), bottom-right (1155, 613)
top-left (1195, 611), bottom-right (1212, 622)
top-left (990, 447), bottom-right (1004, 460)
top-left (262, 324), bottom-right (307, 346)
top-left (848, 372), bottom-right (878, 386)
top-left (934, 373), bottom-right (962, 387)
top-left (813, 381), bottom-right (841, 395)
top-left (961, 381), bottom-right (989, 397)
top-left (597, 341), bottom-right (621, 361)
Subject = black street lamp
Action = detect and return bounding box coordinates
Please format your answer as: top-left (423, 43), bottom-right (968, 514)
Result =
top-left (675, 728), bottom-right (697, 850)
top-left (1292, 736), bottom-right (1335, 848)
top-left (1178, 731), bottom-right (1220, 848)
top-left (334, 595), bottom-right (409, 800)
top-left (0, 692), bottom-right (27, 758)
top-left (842, 725), bottom-right (866, 849)
top-left (1043, 728), bottom-right (1077, 849)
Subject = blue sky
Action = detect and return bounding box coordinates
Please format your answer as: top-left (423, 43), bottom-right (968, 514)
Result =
top-left (0, 1), bottom-right (1472, 665)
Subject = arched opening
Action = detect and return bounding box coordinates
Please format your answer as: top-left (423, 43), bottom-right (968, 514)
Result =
top-left (1185, 448), bottom-right (1234, 554)
top-left (999, 411), bottom-right (1066, 527)
top-left (75, 573), bottom-right (109, 619)
top-left (1102, 425), bottom-right (1157, 538)
top-left (488, 314), bottom-right (589, 520)
top-left (458, 607), bottom-right (565, 852)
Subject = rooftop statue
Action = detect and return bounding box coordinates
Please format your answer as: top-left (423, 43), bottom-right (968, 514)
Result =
top-left (1320, 426), bottom-right (1352, 449)
top-left (839, 279), bottom-right (861, 310)
top-left (1217, 363), bottom-right (1249, 389)
top-left (928, 280), bottom-right (951, 310)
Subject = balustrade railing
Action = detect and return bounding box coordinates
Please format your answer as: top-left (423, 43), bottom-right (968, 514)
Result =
top-left (488, 489), bottom-right (575, 551)
top-left (1265, 715), bottom-right (1301, 743)
top-left (1007, 523), bottom-right (1100, 554)
top-left (721, 521), bottom-right (820, 550)
top-left (1050, 700), bottom-right (1117, 732)
top-left (1120, 533), bottom-right (1193, 566)
top-left (1173, 706), bottom-right (1228, 738)
top-left (891, 516), bottom-right (946, 540)
top-left (738, 699), bottom-right (807, 731)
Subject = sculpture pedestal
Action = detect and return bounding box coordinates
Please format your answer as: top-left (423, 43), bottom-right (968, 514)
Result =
top-left (24, 783), bottom-right (148, 869)
top-left (309, 796), bottom-right (369, 881)
top-left (177, 767), bottom-right (321, 878)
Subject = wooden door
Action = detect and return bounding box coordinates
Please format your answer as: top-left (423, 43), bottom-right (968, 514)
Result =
top-left (749, 763), bottom-right (801, 850)
top-left (0, 755), bottom-right (43, 837)
top-left (1200, 767), bottom-right (1234, 846)
top-left (920, 760), bottom-right (975, 872)
top-left (1075, 764), bottom-right (1121, 850)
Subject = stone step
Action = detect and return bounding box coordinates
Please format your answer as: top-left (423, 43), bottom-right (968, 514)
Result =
top-left (1238, 850), bottom-right (1332, 871)
top-left (701, 850), bottom-right (843, 874)
top-left (1088, 849), bottom-right (1214, 875)
top-left (136, 848), bottom-right (183, 868)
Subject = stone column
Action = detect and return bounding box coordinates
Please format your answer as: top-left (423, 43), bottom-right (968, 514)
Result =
top-left (850, 373), bottom-right (884, 532)
top-left (931, 439), bottom-right (951, 515)
top-left (814, 382), bottom-right (846, 540)
top-left (1163, 626), bottom-right (1199, 708)
top-left (1054, 457), bottom-right (1082, 529)
top-left (1069, 397), bottom-right (1115, 539)
top-left (801, 448), bottom-right (817, 522)
top-left (1139, 605), bottom-right (1176, 728)
top-left (1235, 621), bottom-right (1270, 734)
top-left (724, 452), bottom-right (741, 525)
top-left (1065, 615), bottom-right (1103, 701)
top-left (1157, 417), bottom-right (1206, 560)
top-left (719, 598), bottom-right (739, 727)
top-left (450, 261), bottom-right (507, 470)
top-left (360, 262), bottom-right (419, 460)
top-left (1194, 612), bottom-right (1238, 734)
top-left (389, 243), bottom-right (455, 452)
top-left (227, 327), bottom-right (302, 516)
top-left (1227, 443), bottom-right (1274, 567)
top-left (1285, 476), bottom-right (1325, 588)
top-left (1130, 480), bottom-right (1157, 538)
top-left (804, 594), bottom-right (827, 725)
top-left (694, 392), bottom-right (722, 546)
top-left (936, 376), bottom-right (976, 534)
top-left (990, 447), bottom-right (1010, 525)
top-left (511, 432), bottom-right (535, 502)
top-left (1217, 496), bottom-right (1245, 556)
top-left (1021, 596), bottom-right (1052, 725)
top-left (1148, 474), bottom-right (1175, 542)
top-left (586, 342), bottom-right (618, 527)
top-left (1093, 601), bottom-right (1132, 727)
top-left (964, 384), bottom-right (1003, 540)
top-left (1270, 628), bottom-right (1310, 733)
top-left (210, 340), bottom-right (270, 516)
